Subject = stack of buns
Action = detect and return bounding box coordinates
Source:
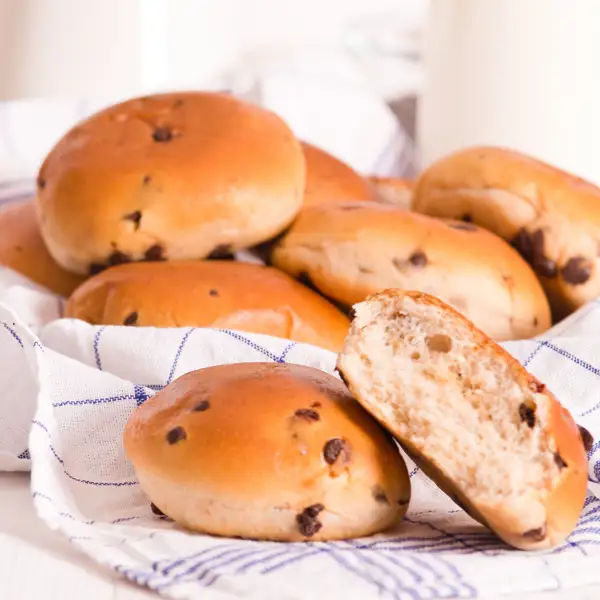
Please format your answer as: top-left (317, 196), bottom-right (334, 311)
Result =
top-left (2, 91), bottom-right (593, 546)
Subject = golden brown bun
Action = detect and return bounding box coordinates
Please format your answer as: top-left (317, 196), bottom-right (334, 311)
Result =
top-left (301, 142), bottom-right (372, 207)
top-left (271, 201), bottom-right (551, 341)
top-left (0, 200), bottom-right (85, 296)
top-left (64, 260), bottom-right (350, 352)
top-left (337, 290), bottom-right (588, 550)
top-left (368, 176), bottom-right (413, 209)
top-left (36, 92), bottom-right (306, 275)
top-left (124, 362), bottom-right (410, 541)
top-left (412, 146), bottom-right (600, 320)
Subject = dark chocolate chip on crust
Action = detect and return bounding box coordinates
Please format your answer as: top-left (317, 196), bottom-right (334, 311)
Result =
top-left (108, 250), bottom-right (132, 266)
top-left (461, 214), bottom-right (473, 222)
top-left (533, 317), bottom-right (539, 327)
top-left (409, 250), bottom-right (428, 267)
top-left (561, 257), bottom-right (592, 285)
top-left (323, 438), bottom-right (351, 465)
top-left (296, 504), bottom-right (324, 537)
top-left (209, 289), bottom-right (219, 297)
top-left (150, 502), bottom-right (165, 516)
top-left (511, 228), bottom-right (534, 262)
top-left (554, 452), bottom-right (567, 469)
top-left (36, 176), bottom-right (46, 190)
top-left (89, 263), bottom-right (106, 276)
top-left (579, 425), bottom-right (594, 453)
top-left (519, 403), bottom-right (536, 428)
top-left (449, 222), bottom-right (477, 231)
top-left (294, 408), bottom-right (320, 422)
top-left (193, 400), bottom-right (210, 412)
top-left (173, 99), bottom-right (184, 108)
top-left (523, 525), bottom-right (546, 542)
top-left (311, 401), bottom-right (322, 408)
top-left (152, 126), bottom-right (173, 142)
top-left (531, 230), bottom-right (558, 278)
top-left (166, 426), bottom-right (187, 445)
top-left (372, 485), bottom-right (389, 504)
top-left (207, 244), bottom-right (234, 260)
top-left (144, 244), bottom-right (166, 261)
top-left (123, 210), bottom-right (142, 229)
top-left (143, 174), bottom-right (152, 185)
top-left (123, 311), bottom-right (138, 326)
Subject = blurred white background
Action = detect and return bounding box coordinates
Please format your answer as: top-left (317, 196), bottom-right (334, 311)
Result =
top-left (0, 0), bottom-right (426, 183)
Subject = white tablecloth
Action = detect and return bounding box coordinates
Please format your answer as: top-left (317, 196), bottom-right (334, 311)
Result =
top-left (1, 473), bottom-right (598, 600)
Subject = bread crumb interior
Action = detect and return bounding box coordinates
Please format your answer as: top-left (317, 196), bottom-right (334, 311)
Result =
top-left (340, 294), bottom-right (560, 502)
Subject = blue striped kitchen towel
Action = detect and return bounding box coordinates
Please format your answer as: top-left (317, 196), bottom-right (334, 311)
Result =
top-left (1, 280), bottom-right (600, 600)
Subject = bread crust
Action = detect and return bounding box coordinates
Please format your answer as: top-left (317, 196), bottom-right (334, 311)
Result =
top-left (0, 200), bottom-right (85, 296)
top-left (271, 201), bottom-right (551, 341)
top-left (412, 146), bottom-right (600, 319)
top-left (367, 176), bottom-right (413, 209)
top-left (64, 260), bottom-right (350, 352)
top-left (124, 362), bottom-right (410, 541)
top-left (36, 92), bottom-right (306, 275)
top-left (302, 142), bottom-right (372, 207)
top-left (337, 290), bottom-right (588, 550)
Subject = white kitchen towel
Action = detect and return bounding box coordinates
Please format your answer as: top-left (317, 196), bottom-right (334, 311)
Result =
top-left (0, 290), bottom-right (599, 599)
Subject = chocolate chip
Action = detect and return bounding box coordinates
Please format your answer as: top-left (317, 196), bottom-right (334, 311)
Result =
top-left (207, 244), bottom-right (234, 260)
top-left (108, 250), bottom-right (132, 266)
top-left (579, 425), bottom-right (594, 453)
top-left (193, 400), bottom-right (210, 412)
top-left (409, 251), bottom-right (428, 267)
top-left (143, 175), bottom-right (152, 185)
top-left (372, 485), bottom-right (389, 504)
top-left (209, 289), bottom-right (219, 297)
top-left (511, 228), bottom-right (534, 262)
top-left (150, 503), bottom-right (165, 516)
top-left (323, 438), bottom-right (351, 465)
top-left (166, 426), bottom-right (186, 445)
top-left (523, 525), bottom-right (546, 542)
top-left (37, 176), bottom-right (46, 190)
top-left (294, 408), bottom-right (320, 422)
top-left (123, 210), bottom-right (142, 229)
top-left (561, 257), bottom-right (592, 285)
top-left (529, 381), bottom-right (546, 393)
top-left (554, 452), bottom-right (567, 469)
top-left (358, 265), bottom-right (374, 274)
top-left (296, 504), bottom-right (324, 537)
top-left (426, 334), bottom-right (453, 353)
top-left (173, 99), bottom-right (184, 109)
top-left (449, 222), bottom-right (477, 232)
top-left (461, 214), bottom-right (473, 222)
top-left (334, 367), bottom-right (350, 388)
top-left (89, 263), bottom-right (105, 276)
top-left (123, 311), bottom-right (138, 326)
top-left (530, 230), bottom-right (557, 278)
top-left (519, 403), bottom-right (536, 428)
top-left (153, 127), bottom-right (173, 142)
top-left (533, 317), bottom-right (539, 327)
top-left (144, 244), bottom-right (166, 262)
top-left (311, 401), bottom-right (322, 408)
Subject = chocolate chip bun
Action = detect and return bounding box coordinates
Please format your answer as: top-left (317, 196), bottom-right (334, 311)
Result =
top-left (337, 290), bottom-right (587, 550)
top-left (270, 201), bottom-right (551, 341)
top-left (368, 176), bottom-right (413, 210)
top-left (124, 362), bottom-right (410, 541)
top-left (0, 200), bottom-right (85, 296)
top-left (64, 260), bottom-right (350, 352)
top-left (412, 146), bottom-right (600, 320)
top-left (302, 142), bottom-right (373, 207)
top-left (36, 92), bottom-right (306, 275)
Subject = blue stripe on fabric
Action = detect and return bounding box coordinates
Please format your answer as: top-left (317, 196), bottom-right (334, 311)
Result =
top-left (166, 328), bottom-right (196, 384)
top-left (93, 326), bottom-right (106, 370)
top-left (1, 321), bottom-right (23, 347)
top-left (31, 420), bottom-right (138, 487)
